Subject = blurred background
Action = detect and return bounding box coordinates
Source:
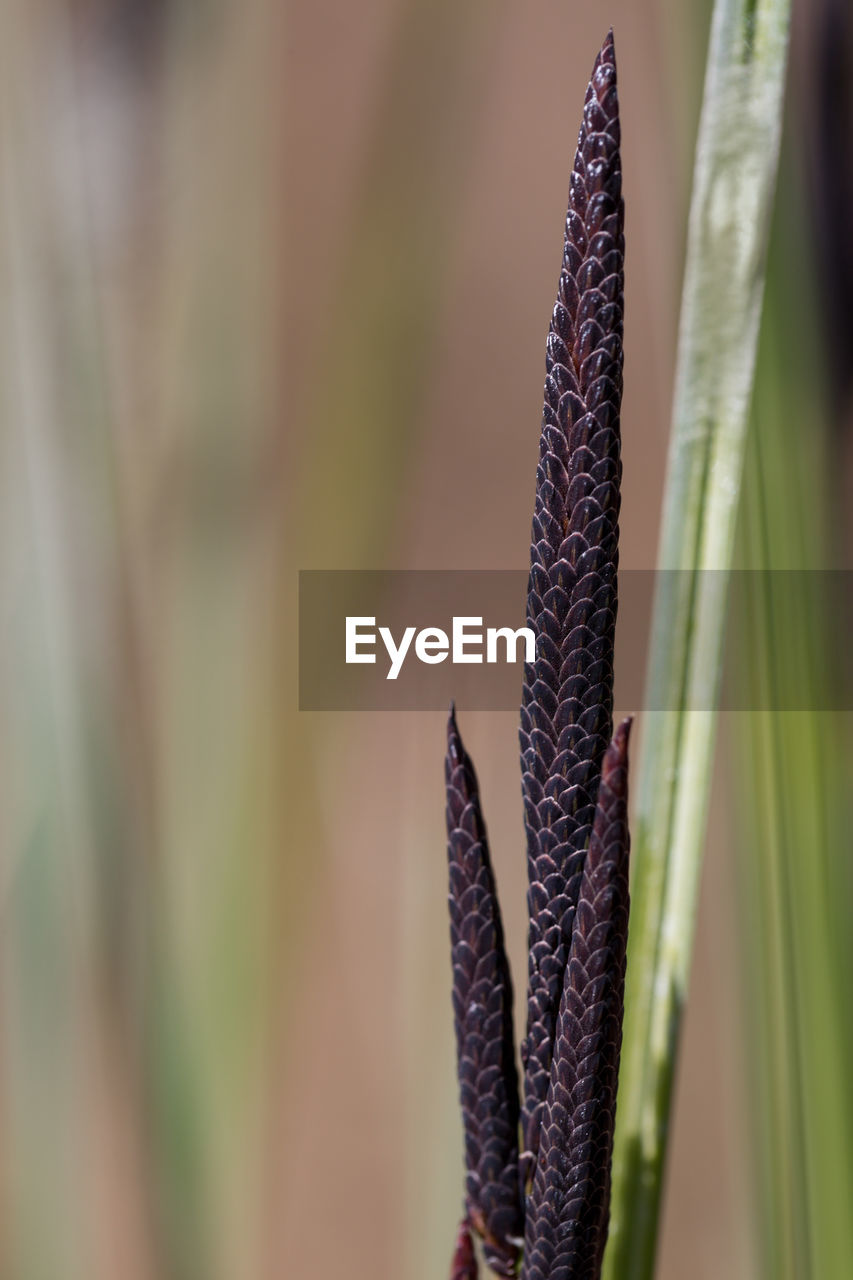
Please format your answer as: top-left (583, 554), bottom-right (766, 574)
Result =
top-left (1, 1), bottom-right (851, 1277)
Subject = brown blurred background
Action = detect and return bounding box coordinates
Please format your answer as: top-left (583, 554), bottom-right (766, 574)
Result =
top-left (1, 0), bottom-right (846, 1277)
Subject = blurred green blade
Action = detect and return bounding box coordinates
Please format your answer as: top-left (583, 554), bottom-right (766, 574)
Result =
top-left (604, 2), bottom-right (791, 1277)
top-left (733, 169), bottom-right (853, 1277)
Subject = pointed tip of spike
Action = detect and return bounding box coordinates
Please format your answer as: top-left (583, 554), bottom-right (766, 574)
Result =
top-left (611, 714), bottom-right (632, 756)
top-left (447, 701), bottom-right (463, 765)
top-left (601, 715), bottom-right (632, 788)
top-left (596, 27), bottom-right (617, 80)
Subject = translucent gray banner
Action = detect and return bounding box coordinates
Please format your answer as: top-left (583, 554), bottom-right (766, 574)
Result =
top-left (298, 570), bottom-right (852, 711)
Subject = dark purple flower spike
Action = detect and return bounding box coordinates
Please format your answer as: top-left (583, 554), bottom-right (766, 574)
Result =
top-left (518, 28), bottom-right (624, 1187)
top-left (443, 30), bottom-right (629, 1280)
top-left (445, 706), bottom-right (523, 1277)
top-left (521, 717), bottom-right (632, 1280)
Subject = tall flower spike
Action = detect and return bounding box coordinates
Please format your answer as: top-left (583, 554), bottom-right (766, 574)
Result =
top-left (519, 29), bottom-right (624, 1183)
top-left (446, 707), bottom-right (523, 1277)
top-left (521, 718), bottom-right (632, 1280)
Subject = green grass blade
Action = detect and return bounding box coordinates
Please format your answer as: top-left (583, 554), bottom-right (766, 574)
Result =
top-left (733, 169), bottom-right (853, 1277)
top-left (603, 3), bottom-right (791, 1277)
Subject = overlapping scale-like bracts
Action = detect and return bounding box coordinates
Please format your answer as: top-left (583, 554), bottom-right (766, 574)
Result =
top-left (519, 29), bottom-right (624, 1183)
top-left (521, 719), bottom-right (632, 1280)
top-left (446, 707), bottom-right (523, 1277)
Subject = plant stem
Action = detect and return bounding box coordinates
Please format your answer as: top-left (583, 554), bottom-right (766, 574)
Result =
top-left (602, 3), bottom-right (791, 1277)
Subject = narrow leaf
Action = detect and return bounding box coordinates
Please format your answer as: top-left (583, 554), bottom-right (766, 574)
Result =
top-left (604, 4), bottom-right (792, 1277)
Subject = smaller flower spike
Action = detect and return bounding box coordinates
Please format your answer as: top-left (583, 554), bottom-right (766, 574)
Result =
top-left (521, 717), bottom-right (632, 1280)
top-left (446, 706), bottom-right (523, 1277)
top-left (450, 1218), bottom-right (478, 1280)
